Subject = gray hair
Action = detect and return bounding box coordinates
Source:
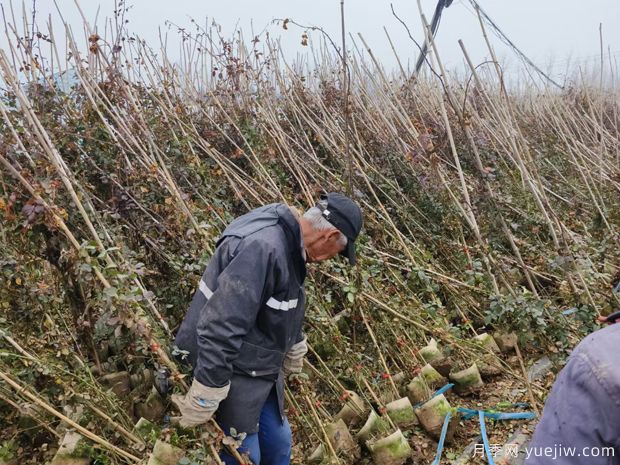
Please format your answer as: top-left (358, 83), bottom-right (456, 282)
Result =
top-left (303, 201), bottom-right (348, 248)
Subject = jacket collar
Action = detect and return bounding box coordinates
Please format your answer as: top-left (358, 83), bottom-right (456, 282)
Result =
top-left (276, 204), bottom-right (307, 284)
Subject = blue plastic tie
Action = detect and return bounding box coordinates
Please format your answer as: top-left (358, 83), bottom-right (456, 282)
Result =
top-left (457, 407), bottom-right (480, 420)
top-left (512, 402), bottom-right (530, 408)
top-left (413, 383), bottom-right (454, 409)
top-left (430, 406), bottom-right (537, 464)
top-left (493, 412), bottom-right (537, 421)
top-left (479, 410), bottom-right (496, 465)
top-left (432, 383), bottom-right (455, 399)
top-left (431, 410), bottom-right (452, 465)
top-left (457, 407), bottom-right (536, 421)
top-left (423, 385), bottom-right (537, 464)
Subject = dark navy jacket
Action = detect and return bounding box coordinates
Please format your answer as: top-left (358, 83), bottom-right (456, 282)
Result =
top-left (525, 323), bottom-right (620, 464)
top-left (174, 203), bottom-right (307, 433)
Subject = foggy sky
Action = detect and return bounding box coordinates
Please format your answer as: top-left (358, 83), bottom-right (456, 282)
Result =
top-left (1, 0), bottom-right (619, 82)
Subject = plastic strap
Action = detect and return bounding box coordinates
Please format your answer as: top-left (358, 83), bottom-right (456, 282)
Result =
top-left (432, 383), bottom-right (455, 399)
top-left (430, 397), bottom-right (536, 464)
top-left (457, 407), bottom-right (479, 420)
top-left (493, 412), bottom-right (537, 421)
top-left (479, 410), bottom-right (496, 465)
top-left (456, 407), bottom-right (536, 421)
top-left (512, 402), bottom-right (530, 408)
top-left (414, 383), bottom-right (454, 409)
top-left (431, 410), bottom-right (453, 465)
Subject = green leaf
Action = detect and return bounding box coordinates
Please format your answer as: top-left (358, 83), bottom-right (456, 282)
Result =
top-left (79, 263), bottom-right (92, 273)
top-left (103, 286), bottom-right (118, 298)
top-left (178, 457), bottom-right (191, 465)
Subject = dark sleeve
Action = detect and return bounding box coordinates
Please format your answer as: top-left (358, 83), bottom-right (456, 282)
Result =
top-left (295, 331), bottom-right (305, 344)
top-left (294, 288), bottom-right (306, 344)
top-left (194, 237), bottom-right (275, 387)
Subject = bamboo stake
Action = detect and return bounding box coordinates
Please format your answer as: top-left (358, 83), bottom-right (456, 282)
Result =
top-left (304, 394), bottom-right (341, 464)
top-left (0, 391), bottom-right (61, 438)
top-left (359, 307), bottom-right (400, 399)
top-left (87, 403), bottom-right (145, 446)
top-left (514, 343), bottom-right (540, 416)
top-left (0, 371), bottom-right (141, 463)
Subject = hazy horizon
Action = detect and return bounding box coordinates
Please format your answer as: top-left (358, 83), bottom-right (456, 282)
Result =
top-left (1, 0), bottom-right (619, 85)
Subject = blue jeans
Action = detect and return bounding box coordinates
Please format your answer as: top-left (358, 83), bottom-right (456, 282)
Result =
top-left (219, 387), bottom-right (292, 465)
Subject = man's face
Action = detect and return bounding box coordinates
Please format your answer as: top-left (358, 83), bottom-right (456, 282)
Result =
top-left (305, 229), bottom-right (346, 263)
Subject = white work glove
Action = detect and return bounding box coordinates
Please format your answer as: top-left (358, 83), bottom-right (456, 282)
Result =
top-left (170, 378), bottom-right (230, 428)
top-left (283, 336), bottom-right (308, 376)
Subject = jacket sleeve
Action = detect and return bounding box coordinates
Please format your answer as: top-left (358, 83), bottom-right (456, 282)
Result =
top-left (194, 237), bottom-right (276, 388)
top-left (526, 349), bottom-right (620, 464)
top-left (293, 288), bottom-right (306, 344)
